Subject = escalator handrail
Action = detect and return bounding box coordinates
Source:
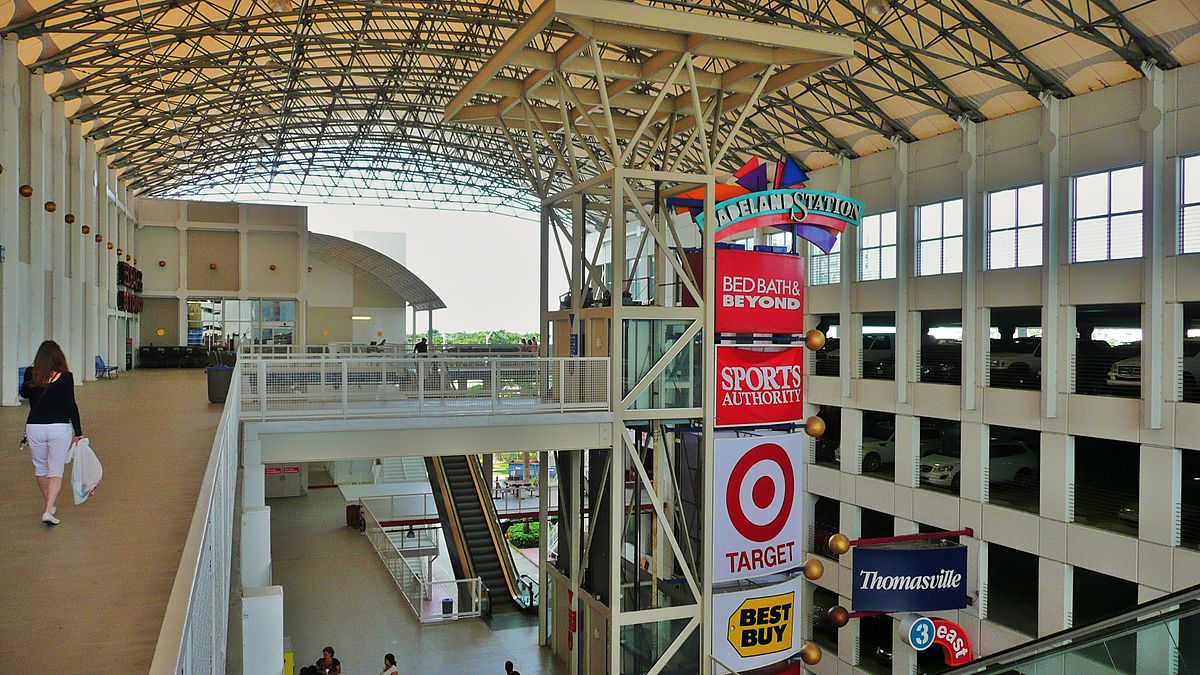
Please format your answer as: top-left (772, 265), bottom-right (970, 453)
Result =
top-left (428, 457), bottom-right (477, 580)
top-left (950, 582), bottom-right (1200, 672)
top-left (465, 456), bottom-right (522, 601)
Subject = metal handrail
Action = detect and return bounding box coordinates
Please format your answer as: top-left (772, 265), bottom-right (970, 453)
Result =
top-left (950, 582), bottom-right (1200, 672)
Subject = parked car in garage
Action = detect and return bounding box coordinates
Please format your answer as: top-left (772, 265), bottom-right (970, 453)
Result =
top-left (1106, 339), bottom-right (1200, 399)
top-left (989, 337), bottom-right (1041, 388)
top-left (919, 439), bottom-right (1038, 490)
top-left (1076, 339), bottom-right (1139, 394)
top-left (837, 419), bottom-right (954, 473)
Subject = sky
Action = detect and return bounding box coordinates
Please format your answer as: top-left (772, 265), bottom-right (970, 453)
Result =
top-left (307, 204), bottom-right (567, 334)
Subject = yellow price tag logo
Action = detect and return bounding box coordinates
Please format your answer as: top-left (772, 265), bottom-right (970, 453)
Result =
top-left (727, 591), bottom-right (795, 658)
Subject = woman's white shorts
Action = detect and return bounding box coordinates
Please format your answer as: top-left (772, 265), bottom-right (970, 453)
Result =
top-left (27, 423), bottom-right (73, 478)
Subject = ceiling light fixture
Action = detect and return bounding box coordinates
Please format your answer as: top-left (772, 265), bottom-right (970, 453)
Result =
top-left (268, 0), bottom-right (294, 13)
top-left (865, 0), bottom-right (889, 17)
top-left (352, 315), bottom-right (372, 321)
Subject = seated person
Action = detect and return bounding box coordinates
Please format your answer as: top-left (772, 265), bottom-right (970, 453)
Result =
top-left (315, 647), bottom-right (341, 675)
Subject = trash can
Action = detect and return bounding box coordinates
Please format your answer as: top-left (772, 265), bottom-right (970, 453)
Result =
top-left (206, 365), bottom-right (234, 403)
top-left (442, 597), bottom-right (454, 615)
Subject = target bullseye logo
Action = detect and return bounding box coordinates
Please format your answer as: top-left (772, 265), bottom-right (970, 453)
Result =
top-left (726, 442), bottom-right (795, 543)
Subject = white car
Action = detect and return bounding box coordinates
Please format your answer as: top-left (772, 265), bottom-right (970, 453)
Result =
top-left (836, 420), bottom-right (947, 473)
top-left (1107, 340), bottom-right (1200, 398)
top-left (919, 440), bottom-right (1038, 489)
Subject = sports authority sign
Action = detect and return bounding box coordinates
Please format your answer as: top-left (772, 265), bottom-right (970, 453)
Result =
top-left (683, 249), bottom-right (805, 334)
top-left (713, 575), bottom-right (805, 672)
top-left (716, 347), bottom-right (805, 427)
top-left (852, 544), bottom-right (969, 612)
top-left (714, 433), bottom-right (805, 582)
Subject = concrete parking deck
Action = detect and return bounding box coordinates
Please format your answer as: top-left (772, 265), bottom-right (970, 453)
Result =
top-left (0, 370), bottom-right (221, 672)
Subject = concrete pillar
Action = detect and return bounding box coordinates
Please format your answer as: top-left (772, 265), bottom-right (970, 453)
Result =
top-left (83, 145), bottom-right (100, 379)
top-left (1040, 94), bottom-right (1063, 418)
top-left (97, 164), bottom-right (110, 363)
top-left (961, 422), bottom-right (988, 504)
top-left (1039, 559), bottom-right (1072, 634)
top-left (0, 36), bottom-right (20, 405)
top-left (837, 502), bottom-right (863, 666)
top-left (241, 506), bottom-right (272, 588)
top-left (241, 586), bottom-right (284, 675)
top-left (838, 156), bottom-right (855, 401)
top-left (1140, 445), bottom-right (1181, 546)
top-left (894, 414), bottom-right (920, 487)
top-left (894, 141), bottom-right (911, 406)
top-left (29, 73), bottom-right (50, 353)
top-left (50, 98), bottom-right (69, 354)
top-left (961, 119), bottom-right (982, 411)
top-left (1040, 432), bottom-right (1074, 522)
top-left (68, 125), bottom-right (85, 383)
top-left (1141, 65), bottom-right (1166, 429)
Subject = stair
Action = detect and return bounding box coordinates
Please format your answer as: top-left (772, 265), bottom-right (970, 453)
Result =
top-left (377, 457), bottom-right (428, 483)
top-left (440, 456), bottom-right (513, 608)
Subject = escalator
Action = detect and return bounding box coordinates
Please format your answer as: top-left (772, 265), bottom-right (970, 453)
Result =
top-left (426, 455), bottom-right (529, 613)
top-left (951, 582), bottom-right (1200, 673)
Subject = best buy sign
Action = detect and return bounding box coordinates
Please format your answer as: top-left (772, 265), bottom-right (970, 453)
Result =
top-left (727, 591), bottom-right (795, 657)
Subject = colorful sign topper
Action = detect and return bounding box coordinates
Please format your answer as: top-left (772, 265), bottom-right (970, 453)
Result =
top-left (667, 156), bottom-right (862, 252)
top-left (713, 575), bottom-right (805, 671)
top-left (713, 433), bottom-right (805, 582)
top-left (900, 614), bottom-right (974, 667)
top-left (852, 544), bottom-right (968, 612)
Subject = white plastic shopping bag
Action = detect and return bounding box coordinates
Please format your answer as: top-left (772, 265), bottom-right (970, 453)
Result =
top-left (68, 437), bottom-right (103, 505)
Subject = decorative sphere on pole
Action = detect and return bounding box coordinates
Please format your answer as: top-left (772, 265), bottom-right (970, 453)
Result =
top-left (800, 642), bottom-right (822, 665)
top-left (804, 329), bottom-right (826, 351)
top-left (828, 533), bottom-right (851, 555)
top-left (827, 605), bottom-right (850, 628)
top-left (803, 558), bottom-right (824, 580)
top-left (804, 416), bottom-right (826, 438)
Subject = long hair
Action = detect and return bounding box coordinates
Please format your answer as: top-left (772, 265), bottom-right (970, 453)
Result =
top-left (385, 654), bottom-right (396, 667)
top-left (29, 340), bottom-right (70, 386)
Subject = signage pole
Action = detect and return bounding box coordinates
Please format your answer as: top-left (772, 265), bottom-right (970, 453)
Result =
top-left (700, 176), bottom-right (717, 674)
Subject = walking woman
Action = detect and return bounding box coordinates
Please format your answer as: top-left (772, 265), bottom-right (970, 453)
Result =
top-left (20, 340), bottom-right (83, 525)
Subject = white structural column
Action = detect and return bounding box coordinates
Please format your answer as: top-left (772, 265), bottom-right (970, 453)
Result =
top-left (961, 120), bottom-right (982, 410)
top-left (241, 586), bottom-right (285, 675)
top-left (0, 36), bottom-right (20, 405)
top-left (83, 146), bottom-right (100, 380)
top-left (68, 126), bottom-right (85, 383)
top-left (894, 141), bottom-right (911, 406)
top-left (50, 99), bottom-right (69, 355)
top-left (96, 164), bottom-right (110, 365)
top-left (1141, 64), bottom-right (1165, 429)
top-left (608, 171), bottom-right (627, 674)
top-left (837, 502), bottom-right (863, 664)
top-left (837, 155), bottom-right (855, 401)
top-left (29, 73), bottom-right (50, 354)
top-left (1040, 95), bottom-right (1063, 417)
top-left (1039, 558), bottom-right (1072, 634)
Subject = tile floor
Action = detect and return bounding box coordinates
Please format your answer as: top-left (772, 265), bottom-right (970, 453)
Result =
top-left (269, 487), bottom-right (566, 675)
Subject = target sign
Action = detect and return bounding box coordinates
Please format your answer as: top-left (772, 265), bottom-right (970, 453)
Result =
top-left (714, 433), bottom-right (806, 582)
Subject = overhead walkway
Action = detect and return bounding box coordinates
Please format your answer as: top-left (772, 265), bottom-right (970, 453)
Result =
top-left (0, 370), bottom-right (222, 673)
top-left (952, 583), bottom-right (1200, 673)
top-left (427, 455), bottom-right (534, 613)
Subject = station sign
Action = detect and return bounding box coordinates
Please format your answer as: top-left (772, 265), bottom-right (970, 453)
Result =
top-left (682, 248), bottom-right (805, 334)
top-left (900, 614), bottom-right (974, 667)
top-left (698, 189), bottom-right (864, 251)
top-left (713, 575), bottom-right (804, 672)
top-left (713, 433), bottom-right (805, 582)
top-left (852, 545), bottom-right (968, 612)
top-left (716, 347), bottom-right (804, 427)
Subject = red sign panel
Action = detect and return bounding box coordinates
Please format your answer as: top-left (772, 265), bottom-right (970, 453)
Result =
top-left (715, 249), bottom-right (804, 333)
top-left (264, 467), bottom-right (282, 475)
top-left (716, 347), bottom-right (805, 426)
top-left (933, 619), bottom-right (974, 667)
top-left (683, 249), bottom-right (805, 334)
top-left (282, 466), bottom-right (300, 474)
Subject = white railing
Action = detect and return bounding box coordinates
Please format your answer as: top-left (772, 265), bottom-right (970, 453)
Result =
top-left (150, 365), bottom-right (241, 674)
top-left (361, 501), bottom-right (483, 623)
top-left (362, 489), bottom-right (560, 521)
top-left (238, 355), bottom-right (610, 419)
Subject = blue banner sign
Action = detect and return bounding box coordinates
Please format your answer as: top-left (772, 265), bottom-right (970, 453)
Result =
top-left (852, 545), bottom-right (968, 612)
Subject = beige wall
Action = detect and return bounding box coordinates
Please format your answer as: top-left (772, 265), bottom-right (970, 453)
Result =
top-left (306, 306), bottom-right (353, 344)
top-left (353, 276), bottom-right (406, 308)
top-left (140, 225), bottom-right (179, 293)
top-left (186, 230), bottom-right (239, 292)
top-left (141, 297), bottom-right (180, 345)
top-left (246, 231), bottom-right (300, 294)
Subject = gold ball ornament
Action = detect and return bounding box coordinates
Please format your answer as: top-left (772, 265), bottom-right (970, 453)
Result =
top-left (65, 213), bottom-right (76, 224)
top-left (156, 328), bottom-right (165, 337)
top-left (209, 262), bottom-right (217, 271)
top-left (799, 642), bottom-right (822, 665)
top-left (19, 184), bottom-right (32, 197)
top-left (159, 260), bottom-right (166, 267)
top-left (95, 233), bottom-right (103, 243)
top-left (81, 225), bottom-right (91, 235)
top-left (804, 328), bottom-right (826, 351)
top-left (804, 415), bottom-right (826, 438)
top-left (106, 242), bottom-right (113, 250)
top-left (44, 201), bottom-right (56, 212)
top-left (828, 533), bottom-right (851, 556)
top-left (802, 558), bottom-right (824, 580)
top-left (116, 248), bottom-right (123, 256)
top-left (125, 255), bottom-right (131, 262)
top-left (269, 264), bottom-right (277, 271)
top-left (827, 605), bottom-right (850, 628)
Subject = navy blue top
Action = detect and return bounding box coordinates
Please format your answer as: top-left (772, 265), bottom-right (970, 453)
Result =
top-left (21, 371), bottom-right (83, 436)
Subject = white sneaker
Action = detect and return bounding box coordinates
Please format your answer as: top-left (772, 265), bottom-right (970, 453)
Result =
top-left (41, 512), bottom-right (60, 525)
